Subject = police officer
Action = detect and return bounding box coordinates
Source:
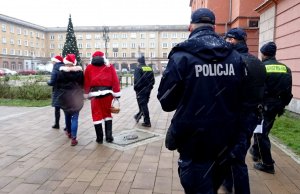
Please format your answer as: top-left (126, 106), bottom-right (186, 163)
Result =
top-left (250, 42), bottom-right (293, 174)
top-left (134, 56), bottom-right (155, 127)
top-left (223, 28), bottom-right (266, 193)
top-left (157, 8), bottom-right (252, 193)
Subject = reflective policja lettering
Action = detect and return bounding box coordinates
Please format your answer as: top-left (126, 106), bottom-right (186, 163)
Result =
top-left (195, 63), bottom-right (235, 77)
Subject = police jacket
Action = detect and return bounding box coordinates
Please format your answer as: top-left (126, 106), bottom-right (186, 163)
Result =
top-left (134, 63), bottom-right (155, 95)
top-left (234, 42), bottom-right (266, 112)
top-left (157, 26), bottom-right (247, 160)
top-left (57, 66), bottom-right (84, 114)
top-left (263, 57), bottom-right (293, 110)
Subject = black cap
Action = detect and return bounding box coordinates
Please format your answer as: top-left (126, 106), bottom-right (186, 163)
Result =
top-left (190, 8), bottom-right (215, 25)
top-left (260, 41), bottom-right (277, 56)
top-left (225, 28), bottom-right (247, 41)
top-left (137, 56), bottom-right (145, 64)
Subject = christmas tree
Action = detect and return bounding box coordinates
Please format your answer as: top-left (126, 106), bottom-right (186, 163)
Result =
top-left (62, 15), bottom-right (81, 66)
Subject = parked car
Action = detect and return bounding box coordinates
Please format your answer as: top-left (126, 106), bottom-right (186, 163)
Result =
top-left (0, 69), bottom-right (5, 76)
top-left (0, 68), bottom-right (18, 76)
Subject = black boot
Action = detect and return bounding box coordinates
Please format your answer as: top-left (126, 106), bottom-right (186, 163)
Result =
top-left (105, 120), bottom-right (114, 143)
top-left (94, 124), bottom-right (103, 144)
top-left (52, 107), bottom-right (60, 129)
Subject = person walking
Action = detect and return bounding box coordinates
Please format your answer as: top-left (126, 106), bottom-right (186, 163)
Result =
top-left (47, 55), bottom-right (65, 129)
top-left (84, 51), bottom-right (121, 144)
top-left (57, 54), bottom-right (84, 146)
top-left (133, 56), bottom-right (155, 127)
top-left (223, 27), bottom-right (266, 193)
top-left (157, 8), bottom-right (255, 193)
top-left (250, 42), bottom-right (293, 174)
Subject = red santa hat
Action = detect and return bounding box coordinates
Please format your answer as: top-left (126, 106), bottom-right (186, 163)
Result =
top-left (51, 55), bottom-right (63, 63)
top-left (63, 54), bottom-right (77, 66)
top-left (92, 51), bottom-right (110, 66)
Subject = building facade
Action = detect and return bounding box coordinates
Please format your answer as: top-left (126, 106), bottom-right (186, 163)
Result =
top-left (0, 14), bottom-right (189, 72)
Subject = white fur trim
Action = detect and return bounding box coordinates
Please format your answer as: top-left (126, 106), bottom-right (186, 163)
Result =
top-left (104, 58), bottom-right (111, 67)
top-left (104, 117), bottom-right (113, 121)
top-left (93, 119), bottom-right (104, 124)
top-left (88, 90), bottom-right (113, 98)
top-left (51, 57), bottom-right (61, 63)
top-left (113, 91), bottom-right (121, 98)
top-left (63, 58), bottom-right (77, 66)
top-left (59, 66), bottom-right (82, 72)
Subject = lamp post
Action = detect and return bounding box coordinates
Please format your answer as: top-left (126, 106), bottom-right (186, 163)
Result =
top-left (102, 26), bottom-right (110, 57)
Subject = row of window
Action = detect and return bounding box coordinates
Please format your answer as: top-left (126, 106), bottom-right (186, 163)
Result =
top-left (1, 24), bottom-right (45, 39)
top-left (1, 37), bottom-right (44, 48)
top-left (2, 48), bottom-right (45, 57)
top-left (50, 32), bottom-right (188, 40)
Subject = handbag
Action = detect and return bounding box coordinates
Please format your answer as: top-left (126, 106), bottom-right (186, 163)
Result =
top-left (110, 98), bottom-right (120, 114)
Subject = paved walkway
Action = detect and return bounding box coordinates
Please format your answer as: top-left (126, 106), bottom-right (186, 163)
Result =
top-left (0, 76), bottom-right (299, 194)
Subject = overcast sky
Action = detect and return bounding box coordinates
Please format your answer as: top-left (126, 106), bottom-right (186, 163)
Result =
top-left (1, 0), bottom-right (191, 27)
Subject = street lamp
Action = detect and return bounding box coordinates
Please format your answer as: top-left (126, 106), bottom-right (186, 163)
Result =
top-left (103, 26), bottom-right (110, 57)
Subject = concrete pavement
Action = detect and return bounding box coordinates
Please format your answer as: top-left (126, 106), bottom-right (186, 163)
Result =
top-left (0, 76), bottom-right (299, 193)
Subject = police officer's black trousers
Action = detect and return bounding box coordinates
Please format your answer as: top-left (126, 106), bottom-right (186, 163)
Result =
top-left (136, 93), bottom-right (151, 124)
top-left (54, 106), bottom-right (60, 126)
top-left (252, 111), bottom-right (277, 165)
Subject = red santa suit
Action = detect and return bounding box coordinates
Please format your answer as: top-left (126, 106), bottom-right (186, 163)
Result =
top-left (84, 51), bottom-right (121, 124)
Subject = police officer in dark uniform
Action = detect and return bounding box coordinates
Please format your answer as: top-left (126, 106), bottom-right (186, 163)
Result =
top-left (250, 42), bottom-right (293, 174)
top-left (134, 56), bottom-right (155, 127)
top-left (223, 28), bottom-right (266, 193)
top-left (157, 8), bottom-right (253, 193)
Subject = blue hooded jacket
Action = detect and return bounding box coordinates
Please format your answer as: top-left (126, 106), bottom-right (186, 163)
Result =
top-left (157, 26), bottom-right (247, 160)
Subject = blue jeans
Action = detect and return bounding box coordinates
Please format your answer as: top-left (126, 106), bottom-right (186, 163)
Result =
top-left (178, 158), bottom-right (229, 194)
top-left (64, 111), bottom-right (79, 138)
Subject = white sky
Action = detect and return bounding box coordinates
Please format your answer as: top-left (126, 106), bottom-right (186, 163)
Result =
top-left (1, 0), bottom-right (191, 27)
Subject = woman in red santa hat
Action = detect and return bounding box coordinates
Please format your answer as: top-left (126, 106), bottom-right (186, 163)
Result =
top-left (57, 54), bottom-right (84, 146)
top-left (84, 51), bottom-right (121, 144)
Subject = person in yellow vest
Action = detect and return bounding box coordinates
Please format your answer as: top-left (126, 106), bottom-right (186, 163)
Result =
top-left (133, 56), bottom-right (155, 127)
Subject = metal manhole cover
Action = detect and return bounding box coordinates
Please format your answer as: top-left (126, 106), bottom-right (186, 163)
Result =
top-left (102, 129), bottom-right (164, 151)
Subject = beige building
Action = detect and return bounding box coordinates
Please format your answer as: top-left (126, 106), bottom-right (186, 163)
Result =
top-left (0, 14), bottom-right (189, 72)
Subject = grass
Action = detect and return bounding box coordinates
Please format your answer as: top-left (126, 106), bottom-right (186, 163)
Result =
top-left (271, 111), bottom-right (300, 156)
top-left (0, 98), bottom-right (51, 107)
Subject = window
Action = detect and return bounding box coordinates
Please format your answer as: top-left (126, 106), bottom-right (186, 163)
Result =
top-left (50, 43), bottom-right (55, 49)
top-left (2, 48), bottom-right (7, 54)
top-left (95, 42), bottom-right (101, 49)
top-left (112, 43), bottom-right (119, 48)
top-left (78, 43), bottom-right (83, 49)
top-left (130, 33), bottom-right (137, 38)
top-left (30, 31), bottom-right (34, 37)
top-left (181, 33), bottom-right (187, 39)
top-left (171, 42), bottom-right (177, 47)
top-left (162, 43), bottom-right (168, 48)
top-left (41, 33), bottom-right (45, 39)
top-left (86, 52), bottom-right (92, 58)
top-left (30, 41), bottom-right (34, 47)
top-left (50, 35), bottom-right (55, 40)
top-left (2, 37), bottom-right (6, 44)
top-left (24, 29), bottom-right (28, 36)
top-left (58, 34), bottom-right (64, 40)
top-left (113, 52), bottom-right (118, 58)
top-left (122, 52), bottom-right (127, 58)
top-left (140, 42), bottom-right (145, 48)
top-left (149, 33), bottom-right (155, 38)
top-left (24, 40), bottom-right (28, 46)
top-left (17, 28), bottom-right (21, 35)
top-left (163, 52), bottom-right (168, 58)
top-left (77, 34), bottom-right (83, 40)
top-left (17, 40), bottom-right (22, 45)
top-left (10, 39), bottom-right (14, 45)
top-left (36, 42), bottom-right (39, 48)
top-left (140, 33), bottom-right (146, 39)
top-left (86, 34), bottom-right (91, 40)
top-left (36, 32), bottom-right (40, 38)
top-left (121, 33), bottom-right (127, 39)
top-left (2, 24), bottom-right (6, 32)
top-left (149, 52), bottom-right (155, 58)
top-left (150, 42), bottom-right (155, 48)
top-left (131, 52), bottom-right (135, 58)
top-left (24, 50), bottom-right (28, 56)
top-left (10, 25), bottom-right (14, 33)
top-left (16, 50), bottom-right (22, 55)
top-left (162, 33), bottom-right (168, 38)
top-left (121, 43), bottom-right (127, 48)
top-left (131, 43), bottom-right (136, 49)
top-left (58, 44), bottom-right (64, 49)
top-left (171, 33), bottom-right (177, 38)
top-left (95, 34), bottom-right (101, 40)
top-left (86, 42), bottom-right (92, 49)
top-left (10, 49), bottom-right (15, 55)
top-left (112, 33), bottom-right (118, 39)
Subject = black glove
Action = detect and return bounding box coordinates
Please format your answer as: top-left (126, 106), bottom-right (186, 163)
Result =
top-left (165, 127), bottom-right (177, 151)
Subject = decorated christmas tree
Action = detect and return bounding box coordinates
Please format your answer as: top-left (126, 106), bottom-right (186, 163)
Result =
top-left (62, 15), bottom-right (81, 66)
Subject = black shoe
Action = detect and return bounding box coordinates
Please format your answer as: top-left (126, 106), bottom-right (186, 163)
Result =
top-left (52, 124), bottom-right (60, 129)
top-left (249, 148), bottom-right (260, 162)
top-left (134, 113), bottom-right (142, 123)
top-left (142, 123), bottom-right (151, 127)
top-left (96, 139), bottom-right (103, 144)
top-left (106, 137), bottom-right (114, 143)
top-left (254, 162), bottom-right (275, 174)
